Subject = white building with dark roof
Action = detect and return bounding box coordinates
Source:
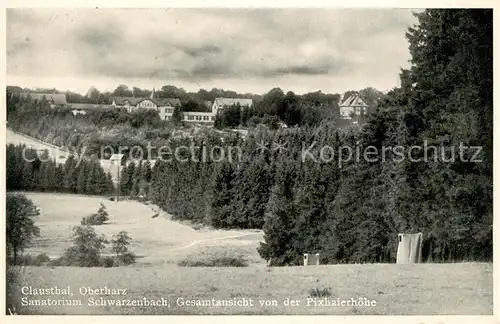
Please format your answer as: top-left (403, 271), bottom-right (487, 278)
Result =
top-left (110, 91), bottom-right (182, 121)
top-left (69, 103), bottom-right (115, 116)
top-left (111, 91), bottom-right (253, 124)
top-left (212, 98), bottom-right (253, 114)
top-left (339, 93), bottom-right (368, 119)
top-left (18, 92), bottom-right (67, 108)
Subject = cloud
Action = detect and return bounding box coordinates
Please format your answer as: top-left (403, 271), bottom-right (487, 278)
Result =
top-left (6, 8), bottom-right (419, 94)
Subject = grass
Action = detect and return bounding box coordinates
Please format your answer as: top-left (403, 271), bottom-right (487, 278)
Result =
top-left (309, 286), bottom-right (332, 298)
top-left (7, 253), bottom-right (51, 267)
top-left (8, 192), bottom-right (493, 315)
top-left (16, 262), bottom-right (492, 315)
top-left (20, 192), bottom-right (263, 265)
top-left (179, 256), bottom-right (248, 267)
top-left (6, 266), bottom-right (21, 315)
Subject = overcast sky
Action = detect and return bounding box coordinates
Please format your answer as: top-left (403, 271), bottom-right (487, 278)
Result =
top-left (7, 8), bottom-right (419, 95)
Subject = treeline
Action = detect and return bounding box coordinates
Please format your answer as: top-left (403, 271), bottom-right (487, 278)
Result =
top-left (119, 160), bottom-right (153, 197)
top-left (5, 9), bottom-right (492, 265)
top-left (6, 96), bottom-right (175, 159)
top-left (147, 9), bottom-right (492, 264)
top-left (213, 87), bottom-right (384, 129)
top-left (6, 87), bottom-right (355, 160)
top-left (147, 107), bottom-right (491, 264)
top-left (8, 82), bottom-right (384, 127)
top-left (213, 93), bottom-right (334, 129)
top-left (6, 144), bottom-right (115, 195)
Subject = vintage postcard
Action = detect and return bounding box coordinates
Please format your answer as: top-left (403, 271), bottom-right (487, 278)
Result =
top-left (2, 3), bottom-right (496, 323)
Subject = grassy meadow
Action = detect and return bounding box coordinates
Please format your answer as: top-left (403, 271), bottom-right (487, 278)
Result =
top-left (7, 192), bottom-right (493, 315)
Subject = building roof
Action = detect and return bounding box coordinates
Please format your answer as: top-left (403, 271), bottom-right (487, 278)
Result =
top-left (158, 98), bottom-right (181, 107)
top-left (19, 92), bottom-right (67, 105)
top-left (214, 98), bottom-right (253, 107)
top-left (69, 103), bottom-right (115, 110)
top-left (112, 97), bottom-right (152, 106)
top-left (109, 154), bottom-right (125, 161)
top-left (113, 96), bottom-right (181, 107)
top-left (339, 93), bottom-right (368, 108)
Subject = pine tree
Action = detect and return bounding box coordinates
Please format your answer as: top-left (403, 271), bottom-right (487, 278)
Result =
top-left (209, 161), bottom-right (235, 228)
top-left (54, 164), bottom-right (65, 192)
top-left (85, 162), bottom-right (96, 194)
top-left (76, 163), bottom-right (87, 194)
top-left (258, 160), bottom-right (299, 266)
top-left (119, 162), bottom-right (136, 196)
top-left (130, 161), bottom-right (142, 197)
top-left (106, 173), bottom-right (115, 195)
top-left (63, 156), bottom-right (78, 193)
top-left (230, 155), bottom-right (272, 228)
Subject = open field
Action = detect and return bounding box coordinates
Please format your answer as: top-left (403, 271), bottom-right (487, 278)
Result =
top-left (16, 263), bottom-right (492, 315)
top-left (9, 192), bottom-right (493, 315)
top-left (20, 192), bottom-right (264, 265)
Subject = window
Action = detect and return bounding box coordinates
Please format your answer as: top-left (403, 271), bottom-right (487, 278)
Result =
top-left (196, 116), bottom-right (201, 121)
top-left (211, 116), bottom-right (215, 121)
top-left (203, 116), bottom-right (209, 121)
top-left (188, 115), bottom-right (194, 120)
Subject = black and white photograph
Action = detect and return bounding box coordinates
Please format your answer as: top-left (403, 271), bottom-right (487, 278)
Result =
top-left (3, 5), bottom-right (494, 318)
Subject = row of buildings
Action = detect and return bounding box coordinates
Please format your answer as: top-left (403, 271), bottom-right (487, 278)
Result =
top-left (16, 89), bottom-right (369, 124)
top-left (16, 89), bottom-right (254, 124)
top-left (109, 90), bottom-right (254, 123)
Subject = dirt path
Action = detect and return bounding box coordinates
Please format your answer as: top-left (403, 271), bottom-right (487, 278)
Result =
top-left (167, 233), bottom-right (258, 252)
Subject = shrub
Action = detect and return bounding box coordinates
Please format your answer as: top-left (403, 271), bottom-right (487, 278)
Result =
top-left (111, 231), bottom-right (131, 256)
top-left (308, 287), bottom-right (332, 298)
top-left (81, 203), bottom-right (109, 226)
top-left (7, 253), bottom-right (51, 266)
top-left (110, 231), bottom-right (136, 265)
top-left (100, 256), bottom-right (116, 268)
top-left (60, 225), bottom-right (108, 267)
top-left (115, 252), bottom-right (136, 266)
top-left (51, 229), bottom-right (136, 268)
top-left (47, 257), bottom-right (65, 267)
top-left (35, 252), bottom-right (51, 265)
top-left (178, 256), bottom-right (248, 267)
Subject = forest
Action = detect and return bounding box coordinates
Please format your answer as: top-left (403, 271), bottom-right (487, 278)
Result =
top-left (6, 9), bottom-right (492, 264)
top-left (6, 145), bottom-right (115, 195)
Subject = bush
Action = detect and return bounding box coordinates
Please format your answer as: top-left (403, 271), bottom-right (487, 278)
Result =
top-left (35, 253), bottom-right (51, 265)
top-left (111, 231), bottom-right (131, 255)
top-left (47, 257), bottom-right (65, 267)
top-left (115, 252), bottom-right (136, 266)
top-left (81, 203), bottom-right (109, 225)
top-left (178, 256), bottom-right (248, 267)
top-left (308, 287), bottom-right (332, 298)
top-left (60, 225), bottom-right (108, 267)
top-left (100, 256), bottom-right (116, 268)
top-left (110, 231), bottom-right (136, 265)
top-left (7, 253), bottom-right (51, 266)
top-left (51, 229), bottom-right (136, 268)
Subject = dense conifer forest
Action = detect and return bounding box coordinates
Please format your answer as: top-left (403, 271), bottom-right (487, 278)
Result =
top-left (6, 9), bottom-right (492, 264)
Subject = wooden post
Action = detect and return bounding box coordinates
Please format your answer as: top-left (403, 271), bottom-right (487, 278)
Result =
top-left (116, 161), bottom-right (120, 202)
